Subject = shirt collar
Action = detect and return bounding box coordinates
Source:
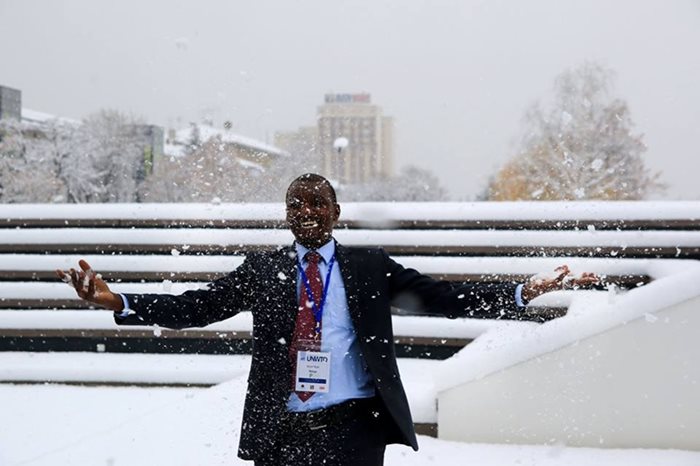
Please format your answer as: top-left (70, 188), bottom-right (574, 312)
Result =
top-left (295, 239), bottom-right (335, 265)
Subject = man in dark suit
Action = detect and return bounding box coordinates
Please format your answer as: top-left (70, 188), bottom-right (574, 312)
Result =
top-left (58, 173), bottom-right (593, 465)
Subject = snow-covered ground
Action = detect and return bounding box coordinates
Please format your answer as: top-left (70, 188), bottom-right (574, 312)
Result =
top-left (0, 366), bottom-right (698, 466)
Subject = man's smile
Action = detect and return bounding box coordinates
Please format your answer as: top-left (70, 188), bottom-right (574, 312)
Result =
top-left (285, 177), bottom-right (340, 249)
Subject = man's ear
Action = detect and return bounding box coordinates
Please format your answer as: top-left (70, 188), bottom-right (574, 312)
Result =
top-left (333, 204), bottom-right (341, 222)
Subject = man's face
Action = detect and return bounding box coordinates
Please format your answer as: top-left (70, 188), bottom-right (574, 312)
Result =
top-left (286, 181), bottom-right (340, 249)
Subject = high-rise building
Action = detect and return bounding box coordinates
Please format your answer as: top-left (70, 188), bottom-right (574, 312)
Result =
top-left (0, 85), bottom-right (21, 121)
top-left (317, 93), bottom-right (393, 184)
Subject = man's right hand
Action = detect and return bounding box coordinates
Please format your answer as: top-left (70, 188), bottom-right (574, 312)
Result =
top-left (55, 259), bottom-right (124, 312)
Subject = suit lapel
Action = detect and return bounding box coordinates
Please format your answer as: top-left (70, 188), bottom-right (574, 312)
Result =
top-left (334, 242), bottom-right (363, 332)
top-left (277, 245), bottom-right (300, 339)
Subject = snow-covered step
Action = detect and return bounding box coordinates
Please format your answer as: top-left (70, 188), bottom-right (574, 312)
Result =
top-left (2, 227), bottom-right (700, 257)
top-left (0, 310), bottom-right (510, 340)
top-left (1, 254), bottom-right (659, 287)
top-left (0, 311), bottom-right (502, 360)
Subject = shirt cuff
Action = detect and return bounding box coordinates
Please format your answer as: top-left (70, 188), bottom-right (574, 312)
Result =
top-left (115, 294), bottom-right (135, 319)
top-left (515, 284), bottom-right (527, 308)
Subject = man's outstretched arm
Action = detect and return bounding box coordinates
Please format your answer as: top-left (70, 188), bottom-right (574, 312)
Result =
top-left (384, 252), bottom-right (598, 319)
top-left (57, 258), bottom-right (257, 329)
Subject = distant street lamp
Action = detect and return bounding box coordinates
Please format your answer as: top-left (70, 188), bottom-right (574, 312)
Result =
top-left (332, 137), bottom-right (350, 186)
top-left (333, 137), bottom-right (349, 154)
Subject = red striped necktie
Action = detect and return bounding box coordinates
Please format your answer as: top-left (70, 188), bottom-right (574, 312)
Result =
top-left (290, 251), bottom-right (323, 401)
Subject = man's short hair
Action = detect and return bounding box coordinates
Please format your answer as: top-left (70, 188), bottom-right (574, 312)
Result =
top-left (287, 173), bottom-right (337, 204)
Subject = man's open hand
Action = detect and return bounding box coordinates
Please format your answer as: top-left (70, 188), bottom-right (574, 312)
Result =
top-left (55, 259), bottom-right (123, 311)
top-left (522, 265), bottom-right (599, 303)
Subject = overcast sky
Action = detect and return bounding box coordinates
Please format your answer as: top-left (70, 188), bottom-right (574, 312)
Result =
top-left (1, 0), bottom-right (698, 200)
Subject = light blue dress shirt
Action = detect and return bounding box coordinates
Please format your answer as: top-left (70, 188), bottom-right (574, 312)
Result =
top-left (287, 239), bottom-right (375, 412)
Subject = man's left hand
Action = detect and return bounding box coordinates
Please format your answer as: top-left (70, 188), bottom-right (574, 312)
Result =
top-left (522, 265), bottom-right (599, 303)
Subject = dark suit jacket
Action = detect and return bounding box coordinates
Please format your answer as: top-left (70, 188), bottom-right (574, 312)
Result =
top-left (116, 242), bottom-right (520, 460)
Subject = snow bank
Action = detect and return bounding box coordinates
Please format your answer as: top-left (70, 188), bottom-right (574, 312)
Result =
top-left (435, 262), bottom-right (700, 391)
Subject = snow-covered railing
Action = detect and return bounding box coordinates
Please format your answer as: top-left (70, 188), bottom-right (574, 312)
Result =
top-left (2, 201), bottom-right (700, 230)
top-left (1, 227), bottom-right (699, 258)
top-left (0, 310), bottom-right (489, 362)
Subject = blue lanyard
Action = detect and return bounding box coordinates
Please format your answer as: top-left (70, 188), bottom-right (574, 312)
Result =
top-left (298, 254), bottom-right (335, 333)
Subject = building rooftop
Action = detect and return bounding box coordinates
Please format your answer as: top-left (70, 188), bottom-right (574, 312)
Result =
top-left (171, 124), bottom-right (289, 158)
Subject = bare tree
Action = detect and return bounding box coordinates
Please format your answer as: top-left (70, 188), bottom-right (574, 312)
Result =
top-left (489, 62), bottom-right (663, 201)
top-left (0, 119), bottom-right (26, 201)
top-left (0, 109), bottom-right (150, 203)
top-left (0, 119), bottom-right (64, 202)
top-left (77, 110), bottom-right (145, 202)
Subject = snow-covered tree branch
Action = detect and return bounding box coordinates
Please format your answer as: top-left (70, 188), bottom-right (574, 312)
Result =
top-left (489, 62), bottom-right (664, 201)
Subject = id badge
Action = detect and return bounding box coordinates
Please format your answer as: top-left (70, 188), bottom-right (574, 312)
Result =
top-left (295, 350), bottom-right (331, 393)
